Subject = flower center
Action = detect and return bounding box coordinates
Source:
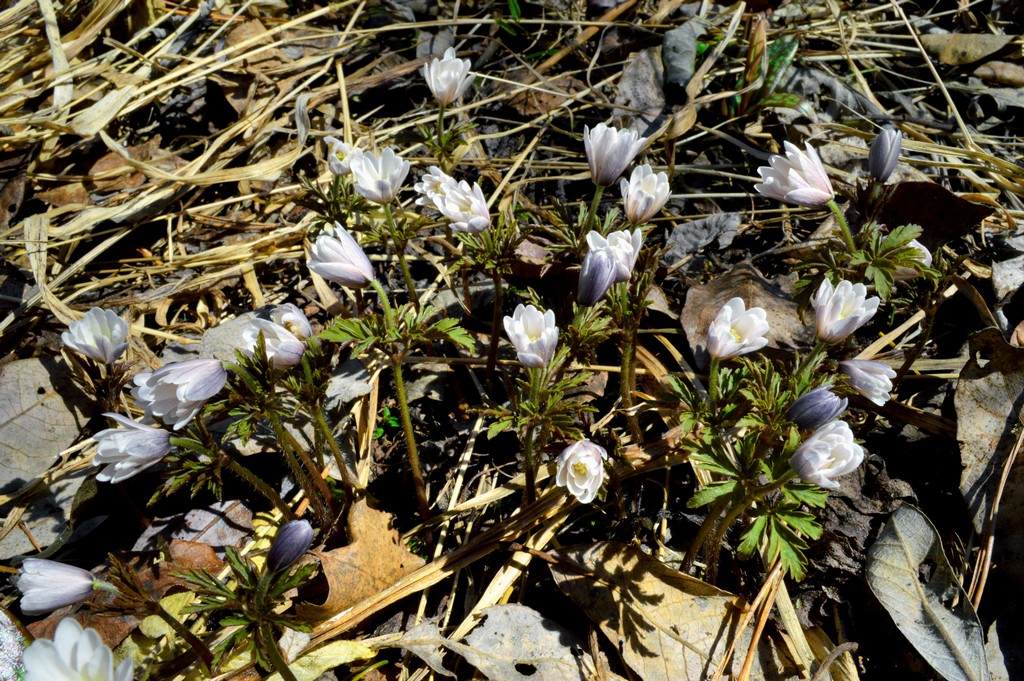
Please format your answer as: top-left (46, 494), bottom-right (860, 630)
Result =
top-left (572, 461), bottom-right (588, 477)
top-left (730, 328), bottom-right (743, 343)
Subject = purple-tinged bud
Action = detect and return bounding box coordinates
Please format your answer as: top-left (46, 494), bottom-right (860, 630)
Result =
top-left (786, 386), bottom-right (848, 430)
top-left (868, 127), bottom-right (902, 183)
top-left (267, 520), bottom-right (314, 573)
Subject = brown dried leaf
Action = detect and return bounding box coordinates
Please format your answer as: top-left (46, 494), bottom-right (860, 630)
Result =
top-left (508, 74), bottom-right (586, 117)
top-left (920, 33), bottom-right (1014, 66)
top-left (875, 181), bottom-right (995, 249)
top-left (974, 60), bottom-right (1024, 87)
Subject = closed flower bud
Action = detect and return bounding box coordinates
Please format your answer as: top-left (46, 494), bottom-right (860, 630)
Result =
top-left (555, 439), bottom-right (608, 504)
top-left (131, 358), bottom-right (227, 430)
top-left (840, 359), bottom-right (896, 406)
top-left (22, 618), bottom-right (133, 681)
top-left (61, 307), bottom-right (129, 365)
top-left (812, 278), bottom-right (879, 344)
top-left (503, 304), bottom-right (558, 368)
top-left (93, 413), bottom-right (172, 482)
top-left (789, 420), bottom-right (864, 490)
top-left (786, 386), bottom-right (848, 430)
top-left (893, 239), bottom-right (932, 281)
top-left (584, 123), bottom-right (647, 187)
top-left (868, 127), bottom-right (902, 183)
top-left (754, 141), bottom-right (835, 208)
top-left (620, 164), bottom-right (670, 225)
top-left (323, 136), bottom-right (361, 176)
top-left (431, 179), bottom-right (490, 232)
top-left (706, 297), bottom-right (770, 360)
top-left (307, 223), bottom-right (375, 287)
top-left (422, 47), bottom-right (474, 106)
top-left (349, 147), bottom-right (410, 204)
top-left (15, 559), bottom-right (97, 615)
top-left (267, 519), bottom-right (314, 573)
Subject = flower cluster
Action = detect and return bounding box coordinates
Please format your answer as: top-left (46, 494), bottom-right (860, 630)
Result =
top-left (242, 303), bottom-right (314, 368)
top-left (415, 166), bottom-right (490, 232)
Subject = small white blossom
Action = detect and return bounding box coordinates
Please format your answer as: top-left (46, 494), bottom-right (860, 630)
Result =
top-left (414, 166), bottom-right (456, 207)
top-left (840, 359), bottom-right (896, 406)
top-left (131, 358), bottom-right (227, 430)
top-left (555, 439), bottom-right (608, 504)
top-left (789, 420), bottom-right (864, 490)
top-left (812, 278), bottom-right (879, 344)
top-left (584, 123), bottom-right (647, 187)
top-left (422, 47), bottom-right (474, 106)
top-left (503, 304), bottom-right (558, 368)
top-left (61, 308), bottom-right (129, 365)
top-left (242, 318), bottom-right (306, 368)
top-left (577, 229), bottom-right (643, 306)
top-left (307, 223), bottom-right (375, 287)
top-left (706, 297), bottom-right (770, 360)
top-left (15, 559), bottom-right (97, 615)
top-left (270, 303), bottom-right (313, 340)
top-left (620, 164), bottom-right (670, 225)
top-left (754, 141), bottom-right (835, 208)
top-left (22, 618), bottom-right (133, 681)
top-left (431, 179), bottom-right (491, 232)
top-left (93, 413), bottom-right (172, 482)
top-left (349, 147), bottom-right (410, 204)
top-left (323, 136), bottom-right (362, 176)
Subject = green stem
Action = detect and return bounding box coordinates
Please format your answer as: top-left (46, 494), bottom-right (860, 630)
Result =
top-left (520, 367), bottom-right (546, 504)
top-left (582, 184), bottom-right (605, 244)
top-left (312, 408), bottom-right (356, 500)
top-left (261, 623), bottom-right (298, 681)
top-left (226, 458), bottom-right (295, 521)
top-left (436, 104), bottom-right (447, 163)
top-left (620, 323), bottom-right (641, 442)
top-left (486, 271), bottom-right (503, 381)
top-left (681, 497), bottom-right (730, 573)
top-left (153, 601), bottom-right (215, 674)
top-left (391, 356), bottom-right (431, 524)
top-left (827, 199), bottom-right (857, 251)
top-left (795, 340), bottom-right (828, 387)
top-left (266, 411), bottom-right (333, 528)
top-left (708, 357), bottom-right (721, 413)
top-left (384, 203), bottom-right (418, 307)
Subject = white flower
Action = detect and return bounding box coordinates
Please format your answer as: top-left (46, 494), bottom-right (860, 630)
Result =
top-left (349, 147), bottom-right (410, 204)
top-left (754, 141), bottom-right (835, 208)
top-left (503, 304), bottom-right (558, 368)
top-left (307, 223), bottom-right (375, 287)
top-left (584, 123), bottom-right (647, 187)
top-left (812, 278), bottom-right (879, 344)
top-left (270, 303), bottom-right (313, 340)
top-left (22, 618), bottom-right (133, 681)
top-left (92, 413), bottom-right (172, 482)
top-left (131, 358), bottom-right (227, 430)
top-left (431, 179), bottom-right (491, 232)
top-left (242, 318), bottom-right (306, 368)
top-left (555, 439), bottom-right (608, 504)
top-left (414, 166), bottom-right (456, 207)
top-left (789, 420), bottom-right (864, 490)
top-left (868, 127), bottom-right (902, 183)
top-left (61, 308), bottom-right (129, 365)
top-left (422, 47), bottom-right (474, 106)
top-left (15, 559), bottom-right (97, 615)
top-left (619, 164), bottom-right (670, 225)
top-left (840, 359), bottom-right (896, 406)
top-left (577, 229), bottom-right (643, 306)
top-left (706, 297), bottom-right (770, 360)
top-left (323, 136), bottom-right (362, 176)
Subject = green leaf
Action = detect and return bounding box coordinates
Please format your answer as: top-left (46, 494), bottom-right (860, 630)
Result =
top-left (783, 482), bottom-right (829, 508)
top-left (776, 509), bottom-right (823, 540)
top-left (687, 480), bottom-right (738, 509)
top-left (487, 417), bottom-right (514, 439)
top-left (738, 514), bottom-right (768, 558)
top-left (879, 223), bottom-right (922, 253)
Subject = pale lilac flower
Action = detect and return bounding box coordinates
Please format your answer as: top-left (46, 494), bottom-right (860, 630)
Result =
top-left (620, 164), bottom-right (670, 225)
top-left (754, 141), bottom-right (835, 208)
top-left (840, 359), bottom-right (896, 406)
top-left (307, 223), bottom-right (375, 287)
top-left (812, 278), bottom-right (879, 344)
top-left (242, 318), bottom-right (306, 368)
top-left (414, 166), bottom-right (456, 207)
top-left (349, 147), bottom-right (410, 204)
top-left (789, 420), bottom-right (864, 490)
top-left (323, 136), bottom-right (362, 176)
top-left (268, 519), bottom-right (314, 573)
top-left (61, 308), bottom-right (129, 365)
top-left (555, 439), bottom-right (608, 504)
top-left (22, 618), bottom-right (133, 681)
top-left (270, 303), bottom-right (313, 340)
top-left (92, 413), bottom-right (172, 482)
top-left (706, 297), bottom-right (770, 360)
top-left (431, 179), bottom-right (491, 232)
top-left (786, 387), bottom-right (847, 431)
top-left (577, 229), bottom-right (642, 305)
top-left (131, 358), bottom-right (227, 430)
top-left (503, 304), bottom-right (558, 368)
top-left (584, 123), bottom-right (647, 187)
top-left (15, 559), bottom-right (97, 615)
top-left (868, 127), bottom-right (902, 183)
top-left (422, 47), bottom-right (474, 106)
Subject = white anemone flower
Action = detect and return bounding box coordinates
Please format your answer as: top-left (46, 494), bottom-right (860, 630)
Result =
top-left (840, 359), bottom-right (897, 406)
top-left (503, 304), bottom-right (558, 368)
top-left (323, 136), bottom-right (362, 176)
top-left (555, 440), bottom-right (608, 504)
top-left (131, 358), bottom-right (227, 430)
top-left (754, 141), bottom-right (835, 208)
top-left (421, 47), bottom-right (474, 106)
top-left (61, 308), bottom-right (129, 365)
top-left (812, 278), bottom-right (879, 344)
top-left (583, 123), bottom-right (647, 187)
top-left (349, 147), bottom-right (410, 204)
top-left (620, 164), bottom-right (670, 225)
top-left (307, 223), bottom-right (375, 287)
top-left (15, 559), bottom-right (97, 615)
top-left (789, 420), bottom-right (864, 490)
top-left (706, 297), bottom-right (770, 360)
top-left (22, 618), bottom-right (133, 681)
top-left (92, 413), bottom-right (172, 482)
top-left (431, 179), bottom-right (491, 232)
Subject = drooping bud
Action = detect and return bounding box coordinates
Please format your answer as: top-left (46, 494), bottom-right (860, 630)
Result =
top-left (868, 127), bottom-right (902, 183)
top-left (786, 386), bottom-right (848, 430)
top-left (267, 519), bottom-right (314, 573)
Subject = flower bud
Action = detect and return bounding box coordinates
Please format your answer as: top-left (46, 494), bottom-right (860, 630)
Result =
top-left (868, 127), bottom-right (902, 183)
top-left (267, 519), bottom-right (314, 573)
top-left (555, 440), bottom-right (608, 504)
top-left (840, 359), bottom-right (896, 406)
top-left (754, 141), bottom-right (834, 208)
top-left (307, 223), bottom-right (375, 287)
top-left (15, 559), bottom-right (97, 615)
top-left (789, 420), bottom-right (864, 490)
top-left (786, 386), bottom-right (847, 430)
top-left (93, 413), bottom-right (172, 482)
top-left (61, 307), bottom-right (129, 365)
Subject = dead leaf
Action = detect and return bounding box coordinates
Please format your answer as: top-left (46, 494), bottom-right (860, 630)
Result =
top-left (508, 74), bottom-right (586, 117)
top-left (920, 33), bottom-right (1014, 66)
top-left (974, 61), bottom-right (1024, 87)
top-left (299, 500), bottom-right (425, 620)
top-left (614, 47), bottom-right (667, 135)
top-left (0, 149), bottom-right (29, 230)
top-left (875, 181), bottom-right (995, 250)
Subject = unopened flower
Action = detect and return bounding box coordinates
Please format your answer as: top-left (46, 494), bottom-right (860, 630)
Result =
top-left (577, 229), bottom-right (642, 305)
top-left (706, 297), bottom-right (770, 360)
top-left (893, 239), bottom-right (933, 281)
top-left (349, 147), bottom-right (410, 204)
top-left (323, 136), bottom-right (362, 176)
top-left (584, 123), bottom-right (647, 187)
top-left (242, 318), bottom-right (306, 368)
top-left (840, 359), bottom-right (896, 406)
top-left (422, 47), bottom-right (474, 106)
top-left (868, 127), bottom-right (902, 183)
top-left (555, 440), bottom-right (608, 504)
top-left (22, 618), bottom-right (133, 681)
top-left (786, 386), bottom-right (848, 430)
top-left (789, 420), bottom-right (864, 490)
top-left (267, 519), bottom-right (314, 573)
top-left (503, 304), bottom-right (558, 368)
top-left (15, 559), bottom-right (97, 615)
top-left (61, 308), bottom-right (129, 364)
top-left (812, 278), bottom-right (879, 344)
top-left (92, 413), bottom-right (172, 482)
top-left (131, 358), bottom-right (227, 430)
top-left (432, 179), bottom-right (491, 232)
top-left (414, 166), bottom-right (456, 207)
top-left (620, 164), bottom-right (670, 225)
top-left (307, 223), bottom-right (375, 287)
top-left (754, 141), bottom-right (835, 208)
